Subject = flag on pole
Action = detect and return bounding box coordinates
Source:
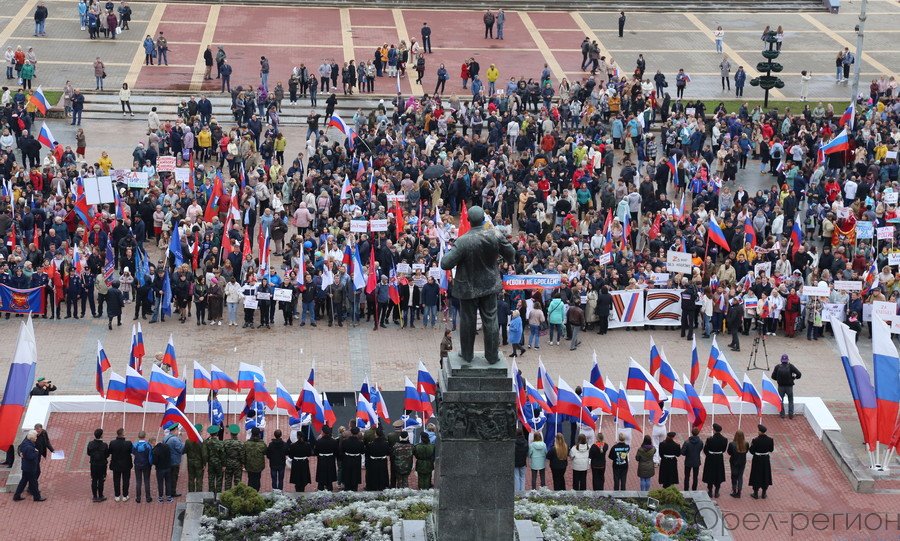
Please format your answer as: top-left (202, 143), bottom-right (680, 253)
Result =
top-left (707, 214), bottom-right (731, 252)
top-left (589, 351), bottom-right (604, 390)
top-left (193, 362), bottom-right (212, 389)
top-left (37, 122), bottom-right (56, 149)
top-left (670, 379), bottom-right (695, 424)
top-left (690, 336), bottom-right (700, 386)
top-left (237, 362), bottom-right (266, 388)
top-left (616, 383), bottom-right (641, 431)
top-left (417, 361), bottom-right (437, 396)
top-left (649, 336), bottom-right (663, 376)
top-left (683, 374), bottom-right (707, 429)
top-left (322, 393), bottom-right (337, 427)
top-left (210, 364), bottom-right (238, 391)
top-left (581, 381), bottom-right (612, 414)
top-left (832, 318), bottom-right (877, 450)
top-left (371, 385), bottom-right (391, 423)
top-left (275, 379), bottom-right (299, 418)
top-left (28, 87), bottom-right (50, 115)
top-left (872, 314), bottom-right (900, 446)
top-left (403, 377), bottom-right (423, 411)
top-left (161, 401), bottom-right (203, 443)
top-left (162, 334), bottom-right (179, 377)
top-left (96, 341), bottom-right (111, 397)
top-left (124, 366), bottom-right (148, 407)
top-left (0, 319), bottom-right (37, 449)
top-left (741, 374), bottom-right (762, 415)
top-left (106, 371), bottom-right (127, 403)
top-left (626, 358), bottom-right (667, 401)
top-left (556, 377), bottom-right (594, 425)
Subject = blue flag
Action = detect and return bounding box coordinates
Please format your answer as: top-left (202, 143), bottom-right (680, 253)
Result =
top-left (103, 237), bottom-right (115, 284)
top-left (169, 224), bottom-right (184, 267)
top-left (162, 271), bottom-right (172, 317)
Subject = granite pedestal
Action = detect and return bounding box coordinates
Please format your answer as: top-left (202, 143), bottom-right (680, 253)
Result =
top-left (433, 352), bottom-right (517, 541)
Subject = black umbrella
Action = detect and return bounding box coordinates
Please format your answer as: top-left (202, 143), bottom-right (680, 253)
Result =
top-left (423, 164), bottom-right (446, 180)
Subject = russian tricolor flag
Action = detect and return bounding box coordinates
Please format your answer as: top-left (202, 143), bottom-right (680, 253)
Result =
top-left (711, 382), bottom-right (732, 413)
top-left (404, 376), bottom-right (423, 412)
top-left (322, 392), bottom-right (337, 427)
top-left (644, 390), bottom-right (664, 422)
top-left (193, 361), bottom-right (211, 389)
top-left (744, 218), bottom-right (757, 248)
top-left (590, 351), bottom-right (604, 390)
top-left (106, 371), bottom-right (127, 403)
top-left (604, 377), bottom-right (619, 418)
top-left (556, 377), bottom-right (594, 425)
top-left (626, 358), bottom-right (667, 401)
top-left (328, 114), bottom-right (358, 150)
top-left (275, 379), bottom-right (299, 418)
top-left (670, 379), bottom-right (695, 424)
top-left (252, 379), bottom-right (276, 410)
top-left (37, 121), bottom-right (56, 149)
top-left (161, 401), bottom-right (203, 443)
top-left (537, 361), bottom-right (558, 408)
top-left (760, 374), bottom-right (783, 413)
top-left (148, 364), bottom-right (186, 402)
top-left (526, 380), bottom-right (553, 413)
top-left (0, 320), bottom-right (37, 449)
top-left (299, 380), bottom-right (321, 418)
top-left (710, 352), bottom-right (741, 395)
top-left (28, 86), bottom-right (50, 115)
top-left (417, 361), bottom-right (437, 396)
top-left (356, 394), bottom-right (378, 429)
top-left (210, 364), bottom-right (238, 391)
top-left (818, 128), bottom-right (850, 163)
top-left (237, 362), bottom-right (266, 389)
top-left (682, 374), bottom-right (707, 429)
top-left (96, 341), bottom-right (111, 398)
top-left (371, 385), bottom-right (391, 423)
top-left (419, 385), bottom-right (434, 422)
top-left (162, 334), bottom-right (179, 378)
top-left (667, 154), bottom-right (678, 175)
top-left (581, 381), bottom-right (612, 415)
top-left (872, 315), bottom-right (900, 446)
top-left (616, 383), bottom-right (641, 431)
top-left (838, 103), bottom-right (854, 129)
top-left (649, 337), bottom-right (663, 376)
top-left (833, 318), bottom-right (877, 450)
top-left (124, 366), bottom-right (148, 407)
top-left (658, 359), bottom-right (677, 395)
top-left (129, 325), bottom-right (144, 374)
top-left (690, 336), bottom-right (700, 386)
top-left (359, 377), bottom-right (371, 402)
top-left (707, 214), bottom-right (731, 252)
top-left (340, 175), bottom-right (352, 200)
top-left (741, 374), bottom-right (762, 415)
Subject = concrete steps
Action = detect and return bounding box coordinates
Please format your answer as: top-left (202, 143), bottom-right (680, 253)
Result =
top-left (128, 0), bottom-right (827, 12)
top-left (80, 92), bottom-right (385, 126)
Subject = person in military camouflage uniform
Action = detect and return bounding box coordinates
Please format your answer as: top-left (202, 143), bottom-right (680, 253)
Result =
top-left (391, 431), bottom-right (415, 488)
top-left (203, 425), bottom-right (225, 493)
top-left (243, 427), bottom-right (267, 491)
top-left (222, 424), bottom-right (244, 490)
top-left (184, 423), bottom-right (207, 492)
top-left (414, 432), bottom-right (436, 489)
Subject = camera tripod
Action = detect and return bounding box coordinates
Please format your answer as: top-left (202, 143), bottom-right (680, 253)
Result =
top-left (746, 320), bottom-right (770, 371)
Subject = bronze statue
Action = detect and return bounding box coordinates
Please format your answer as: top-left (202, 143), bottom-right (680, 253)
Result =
top-left (440, 206), bottom-right (515, 364)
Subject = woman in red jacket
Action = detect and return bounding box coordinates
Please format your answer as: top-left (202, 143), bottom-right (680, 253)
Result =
top-left (783, 287), bottom-right (801, 337)
top-left (460, 62), bottom-right (470, 89)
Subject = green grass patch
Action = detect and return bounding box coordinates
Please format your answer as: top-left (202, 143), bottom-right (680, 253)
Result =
top-left (44, 90), bottom-right (62, 106)
top-left (697, 99), bottom-right (849, 113)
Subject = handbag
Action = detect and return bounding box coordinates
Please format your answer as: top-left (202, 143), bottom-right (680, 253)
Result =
top-left (102, 71), bottom-right (107, 79)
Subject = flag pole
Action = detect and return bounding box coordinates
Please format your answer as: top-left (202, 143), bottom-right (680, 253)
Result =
top-left (192, 368), bottom-right (196, 425)
top-left (100, 396), bottom-right (108, 431)
top-left (123, 400), bottom-right (127, 432)
top-left (141, 399), bottom-right (147, 431)
top-left (737, 402), bottom-right (742, 430)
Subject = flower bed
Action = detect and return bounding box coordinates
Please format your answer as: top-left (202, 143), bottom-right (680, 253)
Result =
top-left (199, 488), bottom-right (713, 541)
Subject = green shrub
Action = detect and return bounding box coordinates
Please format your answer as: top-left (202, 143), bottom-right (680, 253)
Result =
top-left (647, 486), bottom-right (687, 508)
top-left (220, 483), bottom-right (267, 516)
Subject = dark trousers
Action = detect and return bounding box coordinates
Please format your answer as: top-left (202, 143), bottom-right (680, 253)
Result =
top-left (597, 316), bottom-right (609, 335)
top-left (730, 329), bottom-right (740, 350)
top-left (247, 471), bottom-right (262, 491)
top-left (3, 445), bottom-right (13, 466)
top-left (135, 466), bottom-right (151, 500)
top-left (680, 308), bottom-right (695, 338)
top-left (458, 294), bottom-right (500, 363)
top-left (485, 24), bottom-right (493, 38)
top-left (722, 76), bottom-right (730, 90)
top-left (572, 470), bottom-right (587, 490)
top-left (683, 464), bottom-right (699, 490)
top-left (113, 469), bottom-right (131, 497)
top-left (591, 467), bottom-right (605, 490)
top-left (90, 464), bottom-right (106, 498)
top-left (612, 467), bottom-right (627, 490)
top-left (169, 464), bottom-right (180, 496)
top-left (551, 468), bottom-right (566, 490)
top-left (778, 385), bottom-right (794, 415)
top-left (14, 469), bottom-right (41, 500)
top-left (270, 467), bottom-right (284, 490)
top-left (731, 465), bottom-right (745, 495)
top-left (530, 468), bottom-right (545, 489)
top-left (156, 468), bottom-right (171, 499)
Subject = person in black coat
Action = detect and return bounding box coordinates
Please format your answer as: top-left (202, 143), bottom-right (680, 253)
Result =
top-left (151, 438), bottom-right (172, 502)
top-left (13, 431), bottom-right (45, 501)
top-left (595, 285), bottom-right (613, 335)
top-left (657, 432), bottom-right (681, 488)
top-left (726, 297), bottom-right (744, 351)
top-left (365, 428), bottom-right (391, 491)
top-left (589, 433), bottom-right (608, 490)
top-left (265, 430), bottom-right (288, 491)
top-left (86, 428), bottom-right (110, 502)
top-left (339, 427), bottom-right (365, 491)
top-left (315, 427), bottom-right (339, 491)
top-left (108, 428), bottom-right (133, 501)
top-left (106, 281), bottom-right (124, 330)
top-left (702, 423), bottom-right (728, 497)
top-left (748, 425), bottom-right (774, 499)
top-left (288, 432), bottom-right (312, 492)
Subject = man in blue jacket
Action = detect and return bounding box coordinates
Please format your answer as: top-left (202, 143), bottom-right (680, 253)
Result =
top-left (164, 425), bottom-right (185, 498)
top-left (13, 430), bottom-right (46, 501)
top-left (131, 431), bottom-right (153, 502)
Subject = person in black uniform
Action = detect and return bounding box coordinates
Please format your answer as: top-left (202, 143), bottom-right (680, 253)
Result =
top-left (595, 285), bottom-right (613, 335)
top-left (702, 423), bottom-right (728, 497)
top-left (86, 428), bottom-right (109, 502)
top-left (421, 23), bottom-right (432, 53)
top-left (365, 427), bottom-right (391, 491)
top-left (82, 271), bottom-right (97, 317)
top-left (657, 432), bottom-right (681, 489)
top-left (748, 424), bottom-right (773, 499)
top-left (618, 11), bottom-right (626, 37)
top-left (339, 427), bottom-right (364, 491)
top-left (65, 270), bottom-right (84, 318)
top-left (726, 297), bottom-right (744, 351)
top-left (315, 426), bottom-right (339, 491)
top-left (288, 432), bottom-right (312, 492)
top-left (679, 277), bottom-right (697, 340)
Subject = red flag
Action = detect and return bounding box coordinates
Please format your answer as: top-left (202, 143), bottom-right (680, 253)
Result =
top-left (458, 200), bottom-right (470, 237)
top-left (188, 153), bottom-right (196, 191)
top-left (32, 226), bottom-right (39, 248)
top-left (416, 200), bottom-right (424, 237)
top-left (603, 209), bottom-right (613, 234)
top-left (47, 263), bottom-right (64, 304)
top-left (6, 223), bottom-right (14, 249)
top-left (191, 232), bottom-right (199, 270)
top-left (242, 228), bottom-right (251, 260)
top-left (648, 213), bottom-right (662, 240)
top-left (394, 200), bottom-right (405, 240)
top-left (203, 174), bottom-right (223, 223)
top-left (365, 247), bottom-right (377, 294)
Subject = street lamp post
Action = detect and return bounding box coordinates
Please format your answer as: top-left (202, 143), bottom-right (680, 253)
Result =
top-left (749, 30), bottom-right (784, 109)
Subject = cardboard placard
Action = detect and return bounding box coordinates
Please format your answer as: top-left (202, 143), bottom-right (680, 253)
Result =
top-left (863, 303), bottom-right (873, 322)
top-left (428, 268), bottom-right (443, 281)
top-left (243, 297), bottom-right (258, 309)
top-left (754, 261), bottom-right (772, 277)
top-left (370, 219), bottom-right (388, 232)
top-left (873, 301), bottom-right (896, 322)
top-left (883, 191), bottom-right (898, 205)
top-left (801, 285), bottom-right (830, 297)
top-left (597, 252), bottom-right (612, 266)
top-left (855, 221), bottom-right (874, 239)
top-left (174, 167), bottom-right (191, 185)
top-left (822, 303), bottom-right (846, 322)
top-left (833, 280), bottom-right (862, 291)
top-left (157, 156), bottom-right (176, 172)
top-left (837, 207), bottom-right (851, 219)
top-left (889, 253), bottom-right (900, 266)
top-left (651, 272), bottom-right (670, 285)
top-left (666, 250), bottom-right (692, 274)
top-left (125, 171), bottom-right (150, 189)
top-left (82, 176), bottom-right (115, 205)
top-left (256, 292), bottom-right (272, 300)
top-left (877, 226), bottom-right (894, 240)
top-left (350, 220), bottom-right (369, 233)
top-left (386, 193), bottom-right (407, 201)
top-left (886, 151), bottom-right (898, 161)
top-left (273, 288), bottom-right (293, 302)
top-left (396, 263), bottom-right (411, 274)
top-left (412, 263), bottom-right (425, 272)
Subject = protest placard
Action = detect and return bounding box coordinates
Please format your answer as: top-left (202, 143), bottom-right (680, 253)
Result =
top-left (350, 220), bottom-right (368, 233)
top-left (666, 250), bottom-right (692, 273)
top-left (877, 226), bottom-right (894, 240)
top-left (273, 289), bottom-right (293, 302)
top-left (157, 156), bottom-right (176, 172)
top-left (833, 280), bottom-right (862, 291)
top-left (855, 221), bottom-right (873, 239)
top-left (801, 285), bottom-right (830, 297)
top-left (370, 219), bottom-right (388, 232)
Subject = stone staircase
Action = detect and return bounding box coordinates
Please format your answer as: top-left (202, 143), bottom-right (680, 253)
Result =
top-left (129, 0), bottom-right (827, 12)
top-left (80, 92), bottom-right (385, 127)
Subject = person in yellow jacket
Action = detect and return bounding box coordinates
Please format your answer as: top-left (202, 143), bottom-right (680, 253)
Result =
top-left (98, 151), bottom-right (113, 175)
top-left (273, 132), bottom-right (287, 165)
top-left (486, 64), bottom-right (499, 96)
top-left (197, 126), bottom-right (212, 162)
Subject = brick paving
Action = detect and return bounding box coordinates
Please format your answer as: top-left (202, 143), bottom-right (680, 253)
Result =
top-left (0, 2), bottom-right (897, 98)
